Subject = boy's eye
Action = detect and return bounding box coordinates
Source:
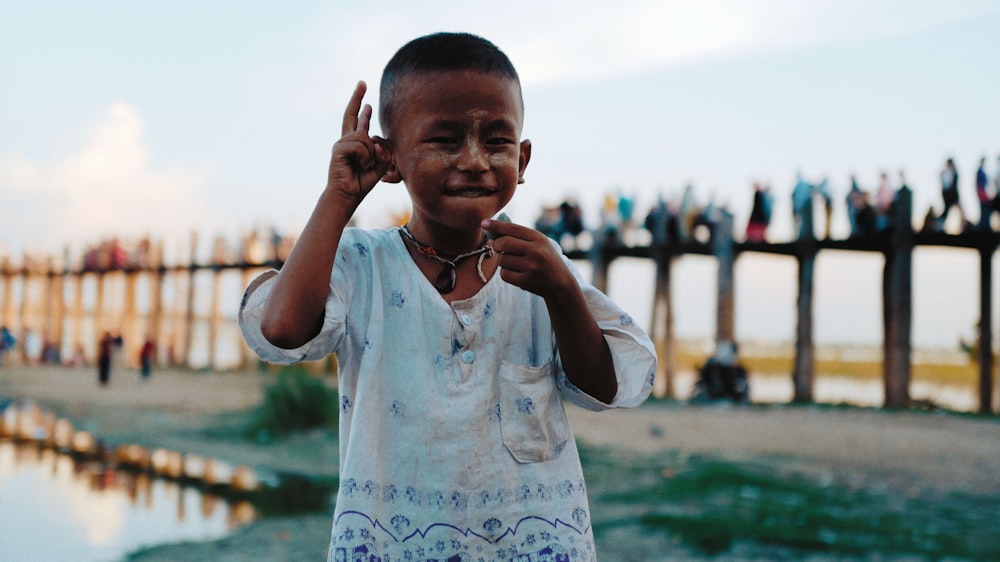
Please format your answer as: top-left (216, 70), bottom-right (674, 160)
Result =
top-left (486, 137), bottom-right (515, 146)
top-left (427, 137), bottom-right (458, 145)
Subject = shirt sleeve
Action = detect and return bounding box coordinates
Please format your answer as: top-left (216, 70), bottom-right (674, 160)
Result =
top-left (238, 267), bottom-right (347, 365)
top-left (553, 253), bottom-right (658, 412)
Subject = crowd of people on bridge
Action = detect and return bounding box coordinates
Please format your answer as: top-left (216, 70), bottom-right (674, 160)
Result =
top-left (530, 154), bottom-right (1000, 249)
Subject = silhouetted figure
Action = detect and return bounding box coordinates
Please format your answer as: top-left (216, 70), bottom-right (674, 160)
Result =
top-left (975, 156), bottom-right (995, 230)
top-left (792, 172), bottom-right (814, 239)
top-left (938, 157), bottom-right (967, 232)
top-left (98, 332), bottom-right (115, 386)
top-left (600, 192), bottom-right (620, 234)
top-left (617, 190), bottom-right (635, 234)
top-left (846, 175), bottom-right (876, 237)
top-left (139, 338), bottom-right (155, 381)
top-left (691, 342), bottom-right (748, 403)
top-left (745, 181), bottom-right (772, 242)
top-left (645, 195), bottom-right (681, 244)
top-left (534, 205), bottom-right (562, 241)
top-left (994, 154), bottom-right (1000, 226)
top-left (41, 340), bottom-right (60, 364)
top-left (875, 171), bottom-right (895, 232)
top-left (816, 177), bottom-right (833, 239)
top-left (558, 199), bottom-right (585, 243)
top-left (0, 326), bottom-right (14, 366)
top-left (995, 155), bottom-right (1000, 200)
top-left (22, 328), bottom-right (41, 365)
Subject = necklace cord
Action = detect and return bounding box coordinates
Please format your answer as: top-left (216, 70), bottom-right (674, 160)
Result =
top-left (400, 225), bottom-right (494, 293)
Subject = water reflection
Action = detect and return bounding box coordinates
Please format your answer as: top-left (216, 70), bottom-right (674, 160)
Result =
top-left (670, 371), bottom-right (977, 412)
top-left (0, 440), bottom-right (256, 562)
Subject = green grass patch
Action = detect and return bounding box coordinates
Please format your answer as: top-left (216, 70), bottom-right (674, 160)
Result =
top-left (246, 366), bottom-right (339, 442)
top-left (581, 444), bottom-right (998, 560)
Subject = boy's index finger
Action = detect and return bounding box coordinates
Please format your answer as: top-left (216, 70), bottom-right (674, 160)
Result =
top-left (341, 81), bottom-right (368, 136)
top-left (357, 104), bottom-right (373, 135)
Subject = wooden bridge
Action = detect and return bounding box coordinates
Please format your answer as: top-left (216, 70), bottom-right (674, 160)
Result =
top-left (1, 187), bottom-right (996, 413)
top-left (571, 187), bottom-right (997, 414)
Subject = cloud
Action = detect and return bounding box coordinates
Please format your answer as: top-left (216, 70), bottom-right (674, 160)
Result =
top-left (254, 0), bottom-right (994, 135)
top-left (276, 0), bottom-right (997, 106)
top-left (1, 151), bottom-right (44, 192)
top-left (1, 102), bottom-right (210, 256)
top-left (502, 0), bottom-right (997, 86)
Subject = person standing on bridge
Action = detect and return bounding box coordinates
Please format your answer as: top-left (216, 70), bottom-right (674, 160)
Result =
top-left (745, 181), bottom-right (772, 242)
top-left (976, 156), bottom-right (996, 231)
top-left (938, 157), bottom-right (967, 232)
top-left (792, 172), bottom-right (815, 239)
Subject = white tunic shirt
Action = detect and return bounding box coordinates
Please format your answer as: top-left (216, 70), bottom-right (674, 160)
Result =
top-left (240, 227), bottom-right (656, 562)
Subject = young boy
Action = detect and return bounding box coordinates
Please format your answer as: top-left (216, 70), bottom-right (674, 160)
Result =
top-left (240, 32), bottom-right (656, 562)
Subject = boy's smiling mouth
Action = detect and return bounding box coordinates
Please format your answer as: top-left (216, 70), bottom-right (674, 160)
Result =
top-left (446, 187), bottom-right (497, 197)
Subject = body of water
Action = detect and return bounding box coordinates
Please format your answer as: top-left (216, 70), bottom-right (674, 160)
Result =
top-left (0, 440), bottom-right (254, 562)
top-left (694, 372), bottom-right (978, 412)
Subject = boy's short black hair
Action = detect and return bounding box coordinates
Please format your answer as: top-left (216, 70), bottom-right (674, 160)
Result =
top-left (379, 32), bottom-right (522, 136)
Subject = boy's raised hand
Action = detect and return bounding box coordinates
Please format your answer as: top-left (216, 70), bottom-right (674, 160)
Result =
top-left (327, 81), bottom-right (391, 205)
top-left (481, 218), bottom-right (576, 298)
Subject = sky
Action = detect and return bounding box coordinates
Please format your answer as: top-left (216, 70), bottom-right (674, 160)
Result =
top-left (3, 0), bottom-right (1000, 348)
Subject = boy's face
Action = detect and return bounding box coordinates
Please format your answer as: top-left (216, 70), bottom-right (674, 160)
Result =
top-left (383, 70), bottom-right (530, 233)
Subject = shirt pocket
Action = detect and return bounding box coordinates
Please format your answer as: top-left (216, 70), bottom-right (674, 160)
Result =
top-left (498, 359), bottom-right (571, 463)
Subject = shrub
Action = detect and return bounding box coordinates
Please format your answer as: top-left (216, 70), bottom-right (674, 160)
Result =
top-left (248, 366), bottom-right (338, 442)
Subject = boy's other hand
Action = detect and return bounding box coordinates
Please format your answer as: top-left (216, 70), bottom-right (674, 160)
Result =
top-left (482, 218), bottom-right (575, 298)
top-left (327, 81), bottom-right (391, 205)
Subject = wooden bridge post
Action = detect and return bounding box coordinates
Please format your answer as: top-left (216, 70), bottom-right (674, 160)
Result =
top-left (95, 272), bottom-right (106, 335)
top-left (1, 255), bottom-right (13, 328)
top-left (183, 232), bottom-right (199, 367)
top-left (649, 212), bottom-right (675, 398)
top-left (793, 196), bottom-right (817, 402)
top-left (239, 267), bottom-right (255, 371)
top-left (123, 268), bottom-right (139, 367)
top-left (977, 240), bottom-right (995, 413)
top-left (168, 268), bottom-right (185, 367)
top-left (19, 266), bottom-right (30, 347)
top-left (71, 272), bottom-right (84, 358)
top-left (714, 210), bottom-right (736, 347)
top-left (39, 259), bottom-right (53, 353)
top-left (208, 236), bottom-right (227, 371)
top-left (883, 187), bottom-right (913, 408)
top-left (53, 249), bottom-right (69, 353)
top-left (589, 227), bottom-right (617, 294)
top-left (42, 255), bottom-right (65, 358)
top-left (149, 241), bottom-right (166, 366)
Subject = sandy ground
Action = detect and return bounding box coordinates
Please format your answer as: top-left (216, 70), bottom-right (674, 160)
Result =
top-left (2, 364), bottom-right (999, 561)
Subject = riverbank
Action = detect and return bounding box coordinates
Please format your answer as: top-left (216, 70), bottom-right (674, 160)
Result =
top-left (2, 364), bottom-right (999, 561)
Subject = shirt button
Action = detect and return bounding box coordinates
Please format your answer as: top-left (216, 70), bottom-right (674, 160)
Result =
top-left (461, 350), bottom-right (475, 363)
top-left (460, 313), bottom-right (473, 326)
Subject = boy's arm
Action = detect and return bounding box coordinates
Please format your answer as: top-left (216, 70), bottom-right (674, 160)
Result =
top-left (483, 219), bottom-right (618, 404)
top-left (260, 81), bottom-right (390, 349)
top-left (543, 282), bottom-right (619, 404)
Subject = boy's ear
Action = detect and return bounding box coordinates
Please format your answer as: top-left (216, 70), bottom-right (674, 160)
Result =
top-left (375, 137), bottom-right (402, 184)
top-left (517, 139), bottom-right (532, 184)
top-left (381, 163), bottom-right (402, 184)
